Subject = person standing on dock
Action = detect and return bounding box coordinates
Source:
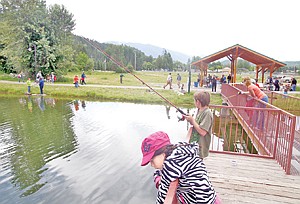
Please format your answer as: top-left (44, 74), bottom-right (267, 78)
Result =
top-left (39, 77), bottom-right (44, 95)
top-left (240, 76), bottom-right (269, 129)
top-left (184, 91), bottom-right (213, 159)
top-left (26, 78), bottom-right (32, 94)
top-left (241, 77), bottom-right (268, 104)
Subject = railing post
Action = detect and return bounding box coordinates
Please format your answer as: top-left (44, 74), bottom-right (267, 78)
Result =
top-left (286, 116), bottom-right (296, 175)
top-left (272, 111), bottom-right (281, 158)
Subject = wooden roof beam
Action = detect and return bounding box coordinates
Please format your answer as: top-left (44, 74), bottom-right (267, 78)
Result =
top-left (257, 62), bottom-right (275, 67)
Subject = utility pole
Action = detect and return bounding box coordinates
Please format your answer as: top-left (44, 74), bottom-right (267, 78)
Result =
top-left (134, 51), bottom-right (137, 70)
top-left (188, 64), bottom-right (191, 93)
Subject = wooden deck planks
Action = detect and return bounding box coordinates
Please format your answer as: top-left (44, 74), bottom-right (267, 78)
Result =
top-left (205, 153), bottom-right (300, 204)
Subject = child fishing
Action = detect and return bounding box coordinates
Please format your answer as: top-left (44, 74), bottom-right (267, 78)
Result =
top-left (184, 91), bottom-right (213, 159)
top-left (141, 131), bottom-right (220, 204)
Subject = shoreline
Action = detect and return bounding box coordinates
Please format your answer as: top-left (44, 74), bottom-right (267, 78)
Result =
top-left (0, 80), bottom-right (224, 108)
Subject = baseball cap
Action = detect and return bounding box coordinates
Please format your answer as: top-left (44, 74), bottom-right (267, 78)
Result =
top-left (141, 131), bottom-right (171, 166)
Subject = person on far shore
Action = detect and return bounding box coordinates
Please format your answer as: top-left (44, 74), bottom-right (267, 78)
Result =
top-left (51, 72), bottom-right (55, 83)
top-left (176, 73), bottom-right (181, 88)
top-left (180, 84), bottom-right (186, 94)
top-left (26, 78), bottom-right (32, 94)
top-left (39, 77), bottom-right (44, 95)
top-left (163, 73), bottom-right (172, 89)
top-left (227, 73), bottom-right (232, 84)
top-left (81, 71), bottom-right (86, 85)
top-left (211, 75), bottom-right (217, 92)
top-left (74, 75), bottom-right (79, 88)
top-left (120, 74), bottom-right (124, 84)
top-left (36, 71), bottom-right (42, 83)
top-left (283, 85), bottom-right (288, 98)
top-left (18, 71), bottom-right (24, 83)
top-left (274, 77), bottom-right (280, 91)
top-left (291, 76), bottom-right (297, 91)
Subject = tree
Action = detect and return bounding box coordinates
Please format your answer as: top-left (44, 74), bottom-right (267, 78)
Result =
top-left (142, 61), bottom-right (155, 71)
top-left (155, 49), bottom-right (173, 71)
top-left (237, 59), bottom-right (252, 70)
top-left (0, 0), bottom-right (78, 77)
top-left (75, 52), bottom-right (94, 71)
top-left (209, 61), bottom-right (222, 72)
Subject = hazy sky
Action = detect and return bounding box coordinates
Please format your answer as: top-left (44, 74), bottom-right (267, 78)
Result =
top-left (46, 0), bottom-right (299, 61)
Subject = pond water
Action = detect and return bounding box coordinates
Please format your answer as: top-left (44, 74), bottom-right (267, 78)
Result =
top-left (0, 96), bottom-right (191, 204)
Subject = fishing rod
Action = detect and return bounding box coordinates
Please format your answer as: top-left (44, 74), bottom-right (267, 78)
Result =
top-left (81, 37), bottom-right (187, 117)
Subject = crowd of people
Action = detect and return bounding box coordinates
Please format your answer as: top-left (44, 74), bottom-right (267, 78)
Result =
top-left (22, 70), bottom-right (56, 95)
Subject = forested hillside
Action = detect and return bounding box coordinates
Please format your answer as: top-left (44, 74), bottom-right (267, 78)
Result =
top-left (0, 0), bottom-right (191, 79)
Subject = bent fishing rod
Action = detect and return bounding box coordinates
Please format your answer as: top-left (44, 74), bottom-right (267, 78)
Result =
top-left (81, 37), bottom-right (187, 117)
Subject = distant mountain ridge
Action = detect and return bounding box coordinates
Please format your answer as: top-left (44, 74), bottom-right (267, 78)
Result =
top-left (108, 41), bottom-right (191, 63)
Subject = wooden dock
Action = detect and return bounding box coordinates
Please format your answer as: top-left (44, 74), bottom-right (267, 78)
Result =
top-left (205, 153), bottom-right (300, 204)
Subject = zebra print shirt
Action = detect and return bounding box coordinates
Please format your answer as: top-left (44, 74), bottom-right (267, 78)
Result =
top-left (156, 142), bottom-right (216, 204)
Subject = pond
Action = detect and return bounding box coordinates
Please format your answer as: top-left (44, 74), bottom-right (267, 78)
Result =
top-left (0, 96), bottom-right (191, 204)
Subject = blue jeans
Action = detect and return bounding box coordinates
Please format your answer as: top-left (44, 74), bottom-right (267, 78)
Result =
top-left (40, 86), bottom-right (44, 94)
top-left (257, 96), bottom-right (268, 129)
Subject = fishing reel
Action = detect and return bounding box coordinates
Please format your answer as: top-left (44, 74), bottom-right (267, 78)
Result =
top-left (176, 109), bottom-right (186, 122)
top-left (177, 112), bottom-right (185, 122)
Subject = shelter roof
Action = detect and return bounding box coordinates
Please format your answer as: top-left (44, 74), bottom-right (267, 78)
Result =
top-left (192, 44), bottom-right (286, 72)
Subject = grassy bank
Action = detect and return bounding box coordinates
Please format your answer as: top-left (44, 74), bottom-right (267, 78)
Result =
top-left (0, 82), bottom-right (223, 108)
top-left (2, 70), bottom-right (298, 88)
top-left (1, 70), bottom-right (299, 107)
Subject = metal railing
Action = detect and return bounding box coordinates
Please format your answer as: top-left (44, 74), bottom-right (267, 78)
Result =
top-left (164, 85), bottom-right (297, 201)
top-left (267, 91), bottom-right (300, 117)
top-left (217, 84), bottom-right (296, 174)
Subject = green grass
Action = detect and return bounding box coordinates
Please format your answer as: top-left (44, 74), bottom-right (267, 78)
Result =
top-left (0, 70), bottom-right (223, 107)
top-left (0, 82), bottom-right (223, 108)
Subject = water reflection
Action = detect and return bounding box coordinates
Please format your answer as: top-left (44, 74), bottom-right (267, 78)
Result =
top-left (0, 97), bottom-right (78, 200)
top-left (0, 97), bottom-right (191, 204)
top-left (37, 96), bottom-right (45, 111)
top-left (73, 100), bottom-right (87, 111)
top-left (165, 105), bottom-right (170, 119)
top-left (81, 100), bottom-right (86, 111)
top-left (27, 96), bottom-right (33, 112)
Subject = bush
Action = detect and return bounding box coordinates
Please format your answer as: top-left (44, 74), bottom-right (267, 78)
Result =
top-left (115, 67), bottom-right (126, 73)
top-left (56, 75), bottom-right (72, 83)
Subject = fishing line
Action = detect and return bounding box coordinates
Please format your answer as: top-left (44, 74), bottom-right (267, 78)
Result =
top-left (81, 37), bottom-right (186, 116)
